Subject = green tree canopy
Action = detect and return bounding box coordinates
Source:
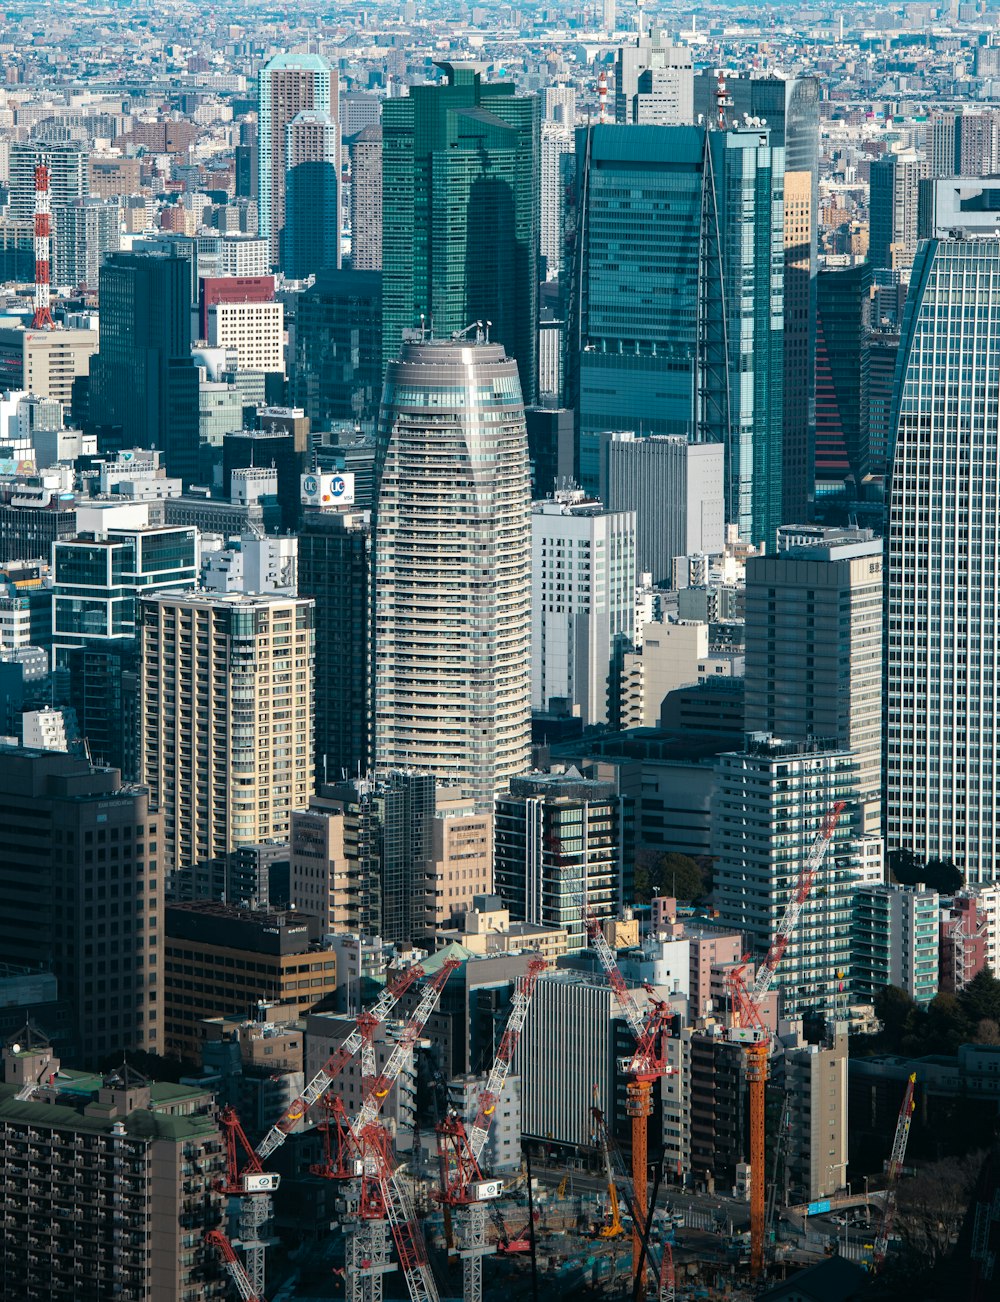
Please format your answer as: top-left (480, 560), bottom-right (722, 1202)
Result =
top-left (632, 849), bottom-right (706, 904)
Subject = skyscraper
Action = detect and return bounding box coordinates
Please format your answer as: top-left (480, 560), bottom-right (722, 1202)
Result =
top-left (696, 73), bottom-right (821, 525)
top-left (87, 251), bottom-right (199, 481)
top-left (349, 123), bottom-right (382, 272)
top-left (569, 124), bottom-right (784, 545)
top-left (540, 121), bottom-right (573, 279)
top-left (814, 264), bottom-right (871, 495)
top-left (283, 109), bottom-right (340, 279)
top-left (139, 591), bottom-right (315, 900)
top-left (292, 268), bottom-right (383, 430)
top-left (258, 51), bottom-right (335, 267)
top-left (52, 196), bottom-right (120, 290)
top-left (869, 152), bottom-right (930, 272)
top-left (372, 336), bottom-right (531, 808)
top-left (615, 30), bottom-right (693, 125)
top-left (744, 527), bottom-right (883, 837)
top-left (884, 235), bottom-right (1000, 882)
top-left (381, 64), bottom-right (540, 402)
top-left (298, 507), bottom-right (371, 782)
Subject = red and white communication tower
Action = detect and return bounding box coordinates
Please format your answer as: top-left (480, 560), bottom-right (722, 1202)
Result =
top-left (32, 158), bottom-right (54, 330)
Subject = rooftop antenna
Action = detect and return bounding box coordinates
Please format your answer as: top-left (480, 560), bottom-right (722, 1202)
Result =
top-left (597, 66), bottom-right (608, 124)
top-left (636, 0), bottom-right (646, 44)
top-left (715, 68), bottom-right (732, 131)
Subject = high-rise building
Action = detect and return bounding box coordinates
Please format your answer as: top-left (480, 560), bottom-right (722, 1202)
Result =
top-left (139, 591), bottom-right (315, 900)
top-left (66, 637), bottom-right (140, 779)
top-left (258, 51), bottom-right (335, 266)
top-left (568, 124), bottom-right (784, 545)
top-left (713, 736), bottom-right (877, 1017)
top-left (851, 884), bottom-right (940, 1005)
top-left (744, 528), bottom-right (883, 837)
top-left (372, 337), bottom-right (531, 809)
top-left (815, 264), bottom-right (871, 494)
top-left (53, 196), bottom-right (120, 290)
top-left (495, 771), bottom-right (634, 951)
top-left (349, 123), bottom-right (382, 272)
top-left (931, 109), bottom-right (999, 177)
top-left (87, 251), bottom-right (199, 483)
top-left (540, 122), bottom-right (573, 280)
top-left (615, 30), bottom-right (693, 125)
top-left (297, 507), bottom-right (371, 782)
top-left (8, 141), bottom-right (88, 221)
top-left (292, 268), bottom-right (383, 430)
top-left (206, 297), bottom-right (284, 375)
top-left (0, 1049), bottom-right (227, 1302)
top-left (381, 64), bottom-right (540, 402)
top-left (0, 746), bottom-right (164, 1058)
top-left (696, 73), bottom-right (821, 526)
top-left (600, 433), bottom-right (725, 585)
top-left (283, 109), bottom-right (340, 279)
top-left (530, 492), bottom-right (636, 727)
top-left (869, 152), bottom-right (930, 272)
top-left (223, 414), bottom-right (309, 533)
top-left (885, 235), bottom-right (1000, 883)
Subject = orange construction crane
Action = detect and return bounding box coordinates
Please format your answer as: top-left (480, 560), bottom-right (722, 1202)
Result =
top-left (585, 909), bottom-right (678, 1299)
top-left (726, 800), bottom-right (846, 1279)
top-left (872, 1072), bottom-right (916, 1273)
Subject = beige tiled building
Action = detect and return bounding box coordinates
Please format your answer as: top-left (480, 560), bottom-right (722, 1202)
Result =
top-left (139, 591), bottom-right (315, 899)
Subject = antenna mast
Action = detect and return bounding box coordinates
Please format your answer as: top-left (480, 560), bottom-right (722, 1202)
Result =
top-left (32, 157), bottom-right (54, 330)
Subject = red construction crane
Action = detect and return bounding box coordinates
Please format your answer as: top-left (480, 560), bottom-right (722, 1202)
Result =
top-left (434, 957), bottom-right (546, 1302)
top-left (585, 910), bottom-right (678, 1300)
top-left (726, 800), bottom-right (846, 1279)
top-left (356, 1121), bottom-right (440, 1302)
top-left (205, 1228), bottom-right (266, 1302)
top-left (656, 1238), bottom-right (675, 1302)
top-left (257, 963), bottom-right (423, 1160)
top-left (872, 1072), bottom-right (917, 1273)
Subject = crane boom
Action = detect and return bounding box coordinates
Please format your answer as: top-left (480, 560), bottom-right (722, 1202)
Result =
top-left (746, 800), bottom-right (846, 1010)
top-left (206, 1229), bottom-right (265, 1302)
top-left (873, 1072), bottom-right (917, 1272)
top-left (468, 958), bottom-right (545, 1162)
top-left (256, 964), bottom-right (423, 1158)
top-left (584, 910), bottom-right (647, 1040)
top-left (352, 959), bottom-right (460, 1136)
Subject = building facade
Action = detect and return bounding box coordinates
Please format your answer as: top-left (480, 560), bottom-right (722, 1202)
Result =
top-left (744, 529), bottom-right (883, 837)
top-left (530, 493), bottom-right (636, 727)
top-left (258, 52), bottom-right (335, 266)
top-left (494, 771), bottom-right (633, 950)
top-left (373, 338), bottom-right (531, 809)
top-left (139, 591), bottom-right (315, 900)
top-left (381, 64), bottom-right (540, 402)
top-left (851, 884), bottom-right (940, 1005)
top-left (349, 123), bottom-right (382, 272)
top-left (283, 109), bottom-right (340, 279)
top-left (884, 236), bottom-right (1000, 882)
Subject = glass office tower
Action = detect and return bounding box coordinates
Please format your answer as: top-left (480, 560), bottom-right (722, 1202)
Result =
top-left (569, 123), bottom-right (784, 546)
top-left (885, 235), bottom-right (1000, 883)
top-left (381, 64), bottom-right (540, 402)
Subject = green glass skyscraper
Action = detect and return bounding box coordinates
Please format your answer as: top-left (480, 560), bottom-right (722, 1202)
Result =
top-left (381, 64), bottom-right (540, 402)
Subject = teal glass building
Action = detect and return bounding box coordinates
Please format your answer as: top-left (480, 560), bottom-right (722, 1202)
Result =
top-left (568, 124), bottom-right (785, 547)
top-left (381, 64), bottom-right (540, 403)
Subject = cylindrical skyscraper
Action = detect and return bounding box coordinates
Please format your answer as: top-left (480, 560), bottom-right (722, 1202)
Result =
top-left (373, 335), bottom-right (531, 808)
top-left (885, 234), bottom-right (1000, 883)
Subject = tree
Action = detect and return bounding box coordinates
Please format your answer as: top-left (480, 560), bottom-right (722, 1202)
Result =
top-left (874, 984), bottom-right (919, 1050)
top-left (632, 849), bottom-right (705, 904)
top-left (958, 966), bottom-right (1000, 1026)
top-left (888, 846), bottom-right (964, 894)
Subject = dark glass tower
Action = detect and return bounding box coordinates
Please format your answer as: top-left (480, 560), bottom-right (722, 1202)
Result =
top-left (381, 64), bottom-right (540, 402)
top-left (292, 269), bottom-right (383, 430)
top-left (87, 251), bottom-right (199, 482)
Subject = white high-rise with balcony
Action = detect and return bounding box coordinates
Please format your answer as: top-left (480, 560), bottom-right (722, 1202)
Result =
top-left (372, 337), bottom-right (531, 809)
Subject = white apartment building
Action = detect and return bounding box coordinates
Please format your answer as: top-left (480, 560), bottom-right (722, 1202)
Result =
top-left (531, 491), bottom-right (636, 727)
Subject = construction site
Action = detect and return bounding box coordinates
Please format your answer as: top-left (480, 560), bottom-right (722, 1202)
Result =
top-left (199, 800), bottom-right (927, 1302)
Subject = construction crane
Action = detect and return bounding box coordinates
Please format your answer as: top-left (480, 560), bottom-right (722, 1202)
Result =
top-left (585, 908), bottom-right (678, 1299)
top-left (215, 1105), bottom-right (281, 1299)
top-left (206, 1228), bottom-right (266, 1302)
top-left (726, 800), bottom-right (846, 1279)
top-left (655, 1237), bottom-right (675, 1302)
top-left (257, 963), bottom-right (424, 1160)
top-left (304, 959), bottom-right (461, 1302)
top-left (590, 1095), bottom-right (624, 1239)
top-left (872, 1072), bottom-right (917, 1273)
top-left (435, 957), bottom-right (546, 1302)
